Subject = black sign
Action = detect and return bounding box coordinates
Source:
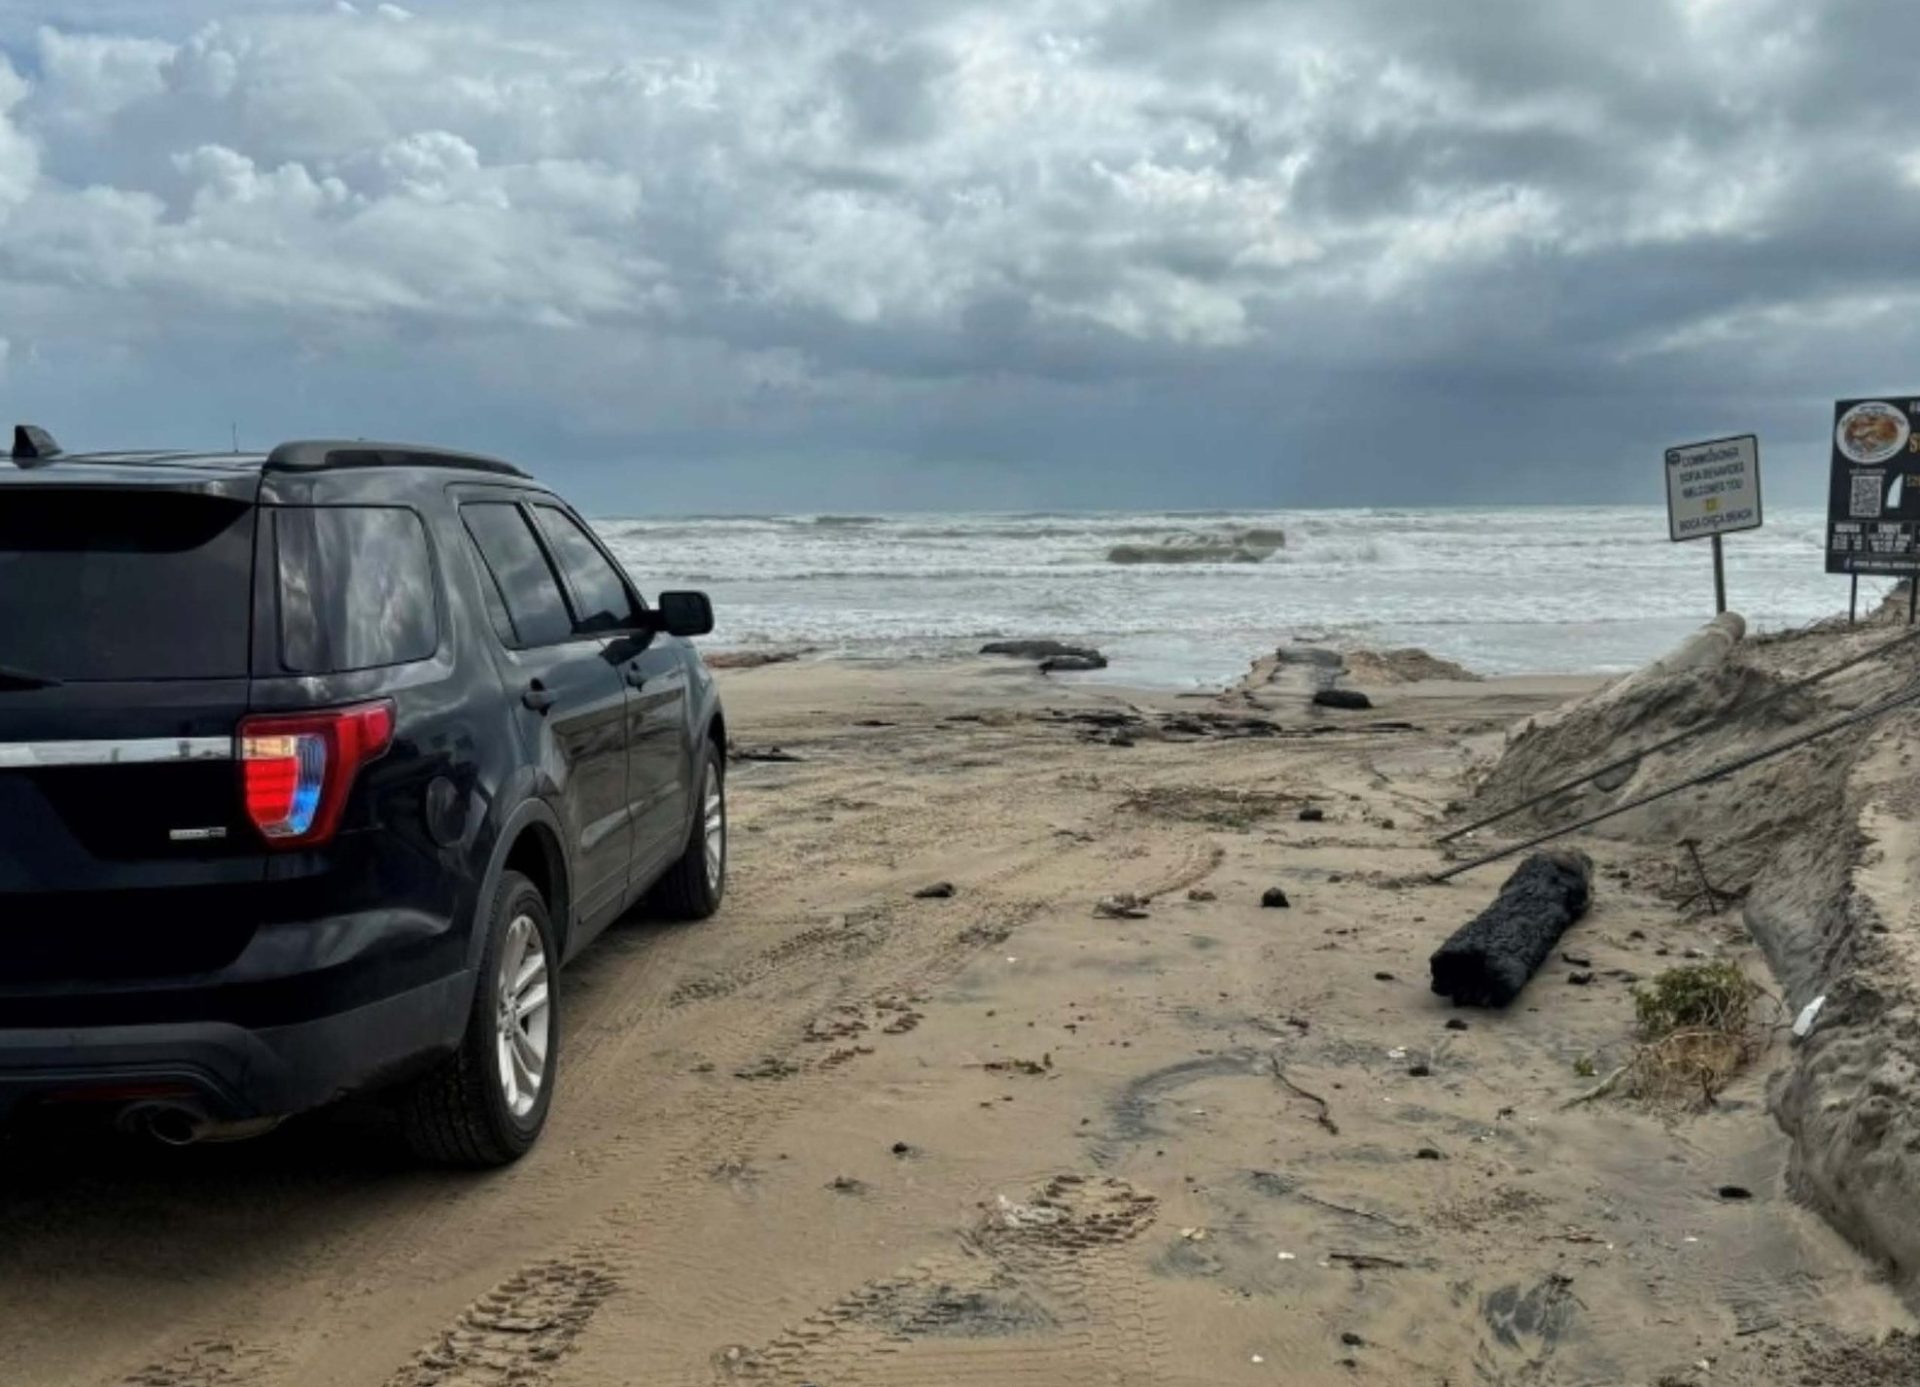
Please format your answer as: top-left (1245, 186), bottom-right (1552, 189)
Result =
top-left (1826, 396), bottom-right (1920, 575)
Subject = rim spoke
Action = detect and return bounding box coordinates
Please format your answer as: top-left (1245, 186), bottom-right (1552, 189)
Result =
top-left (513, 951), bottom-right (545, 995)
top-left (497, 1031), bottom-right (520, 1108)
top-left (520, 1016), bottom-right (549, 1063)
top-left (512, 1018), bottom-right (545, 1071)
top-left (515, 982), bottom-right (550, 1021)
top-left (501, 919), bottom-right (528, 990)
top-left (509, 1033), bottom-right (540, 1095)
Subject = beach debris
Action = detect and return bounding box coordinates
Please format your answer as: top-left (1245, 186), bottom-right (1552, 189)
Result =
top-left (914, 882), bottom-right (957, 899)
top-left (1043, 707), bottom-right (1416, 745)
top-left (1718, 1185), bottom-right (1753, 1201)
top-left (828, 1175), bottom-right (867, 1195)
top-left (1566, 962), bottom-right (1760, 1110)
top-left (1187, 888), bottom-right (1217, 902)
top-left (1568, 971), bottom-right (1595, 986)
top-left (1793, 995), bottom-right (1827, 1038)
top-left (1416, 1147), bottom-right (1445, 1161)
top-left (1269, 1057), bottom-right (1340, 1135)
top-left (981, 639), bottom-right (1104, 662)
top-left (891, 1141), bottom-right (913, 1157)
top-left (1341, 1332), bottom-right (1365, 1347)
top-left (1095, 893), bottom-right (1151, 920)
top-left (1445, 1018), bottom-right (1471, 1031)
top-left (1429, 851), bottom-right (1594, 1007)
top-left (734, 1056), bottom-right (801, 1081)
top-left (706, 648), bottom-right (811, 670)
top-left (1406, 1062), bottom-right (1432, 1078)
top-left (1041, 654), bottom-right (1109, 674)
top-left (1329, 1252), bottom-right (1408, 1271)
top-left (731, 744), bottom-right (804, 763)
top-left (1298, 806), bottom-right (1327, 822)
top-left (1261, 887), bottom-right (1292, 909)
top-left (982, 1056), bottom-right (1051, 1076)
top-left (1313, 688), bottom-right (1374, 711)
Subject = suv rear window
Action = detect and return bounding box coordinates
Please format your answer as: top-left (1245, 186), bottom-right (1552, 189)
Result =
top-left (0, 489), bottom-right (254, 681)
top-left (276, 506), bottom-right (439, 673)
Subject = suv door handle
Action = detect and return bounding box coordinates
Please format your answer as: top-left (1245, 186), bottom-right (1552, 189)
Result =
top-left (624, 667), bottom-right (647, 690)
top-left (523, 681), bottom-right (557, 713)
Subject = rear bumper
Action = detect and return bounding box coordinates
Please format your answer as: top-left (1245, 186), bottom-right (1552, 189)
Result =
top-left (0, 969), bottom-right (473, 1121)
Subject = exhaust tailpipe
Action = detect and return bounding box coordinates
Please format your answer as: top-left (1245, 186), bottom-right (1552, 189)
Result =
top-left (118, 1102), bottom-right (281, 1147)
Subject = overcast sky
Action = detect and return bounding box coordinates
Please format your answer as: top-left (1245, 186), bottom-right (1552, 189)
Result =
top-left (0, 0), bottom-right (1912, 512)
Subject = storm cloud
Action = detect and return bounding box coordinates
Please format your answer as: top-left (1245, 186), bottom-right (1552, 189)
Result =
top-left (0, 0), bottom-right (1912, 510)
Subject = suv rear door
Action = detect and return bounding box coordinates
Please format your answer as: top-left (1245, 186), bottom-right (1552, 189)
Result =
top-left (0, 474), bottom-right (267, 981)
top-left (527, 503), bottom-right (690, 881)
top-left (459, 499), bottom-right (632, 935)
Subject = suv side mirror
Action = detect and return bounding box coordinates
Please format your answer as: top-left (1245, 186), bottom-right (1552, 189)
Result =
top-left (655, 590), bottom-right (714, 638)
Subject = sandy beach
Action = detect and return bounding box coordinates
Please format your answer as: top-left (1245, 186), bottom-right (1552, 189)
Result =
top-left (1, 635), bottom-right (1915, 1386)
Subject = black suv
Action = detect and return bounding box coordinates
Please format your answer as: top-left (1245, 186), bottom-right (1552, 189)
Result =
top-left (0, 427), bottom-right (727, 1165)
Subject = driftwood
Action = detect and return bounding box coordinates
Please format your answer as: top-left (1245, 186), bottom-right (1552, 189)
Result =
top-left (1429, 851), bottom-right (1593, 1007)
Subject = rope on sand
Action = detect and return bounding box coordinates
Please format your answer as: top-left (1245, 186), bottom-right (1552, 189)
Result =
top-left (1438, 624), bottom-right (1920, 846)
top-left (1432, 678), bottom-right (1920, 882)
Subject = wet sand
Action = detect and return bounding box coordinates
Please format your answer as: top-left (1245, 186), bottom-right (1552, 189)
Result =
top-left (0, 656), bottom-right (1910, 1386)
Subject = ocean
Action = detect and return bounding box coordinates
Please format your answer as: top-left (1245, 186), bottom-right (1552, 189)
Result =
top-left (597, 506), bottom-right (1875, 691)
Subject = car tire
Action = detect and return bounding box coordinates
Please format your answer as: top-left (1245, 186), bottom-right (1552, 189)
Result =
top-left (648, 742), bottom-right (726, 921)
top-left (401, 870), bottom-right (558, 1167)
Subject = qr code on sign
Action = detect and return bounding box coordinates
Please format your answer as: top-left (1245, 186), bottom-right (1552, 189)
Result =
top-left (1852, 472), bottom-right (1885, 519)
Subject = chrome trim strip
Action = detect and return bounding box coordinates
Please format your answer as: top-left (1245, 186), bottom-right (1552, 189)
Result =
top-left (0, 737), bottom-right (233, 769)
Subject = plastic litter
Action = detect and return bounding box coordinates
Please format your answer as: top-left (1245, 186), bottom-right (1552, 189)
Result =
top-left (1793, 995), bottom-right (1827, 1039)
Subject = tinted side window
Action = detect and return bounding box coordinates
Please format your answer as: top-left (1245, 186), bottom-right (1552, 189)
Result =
top-left (277, 506), bottom-right (439, 674)
top-left (533, 506), bottom-right (637, 634)
top-left (0, 490), bottom-right (254, 681)
top-left (462, 503), bottom-right (575, 648)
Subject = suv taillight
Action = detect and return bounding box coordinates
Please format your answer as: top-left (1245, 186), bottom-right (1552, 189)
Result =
top-left (239, 701), bottom-right (395, 847)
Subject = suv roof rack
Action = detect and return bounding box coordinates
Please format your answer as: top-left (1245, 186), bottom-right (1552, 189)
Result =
top-left (265, 440), bottom-right (531, 480)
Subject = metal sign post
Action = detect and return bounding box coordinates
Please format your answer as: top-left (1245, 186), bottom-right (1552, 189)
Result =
top-left (1665, 435), bottom-right (1762, 612)
top-left (1825, 396), bottom-right (1920, 623)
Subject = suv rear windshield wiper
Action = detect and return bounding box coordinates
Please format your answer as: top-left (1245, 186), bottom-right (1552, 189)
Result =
top-left (0, 663), bottom-right (63, 690)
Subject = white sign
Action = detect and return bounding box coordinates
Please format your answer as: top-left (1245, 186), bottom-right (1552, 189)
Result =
top-left (1665, 434), bottom-right (1762, 542)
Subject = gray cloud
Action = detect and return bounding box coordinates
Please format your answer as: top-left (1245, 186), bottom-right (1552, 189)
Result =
top-left (0, 0), bottom-right (1915, 512)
